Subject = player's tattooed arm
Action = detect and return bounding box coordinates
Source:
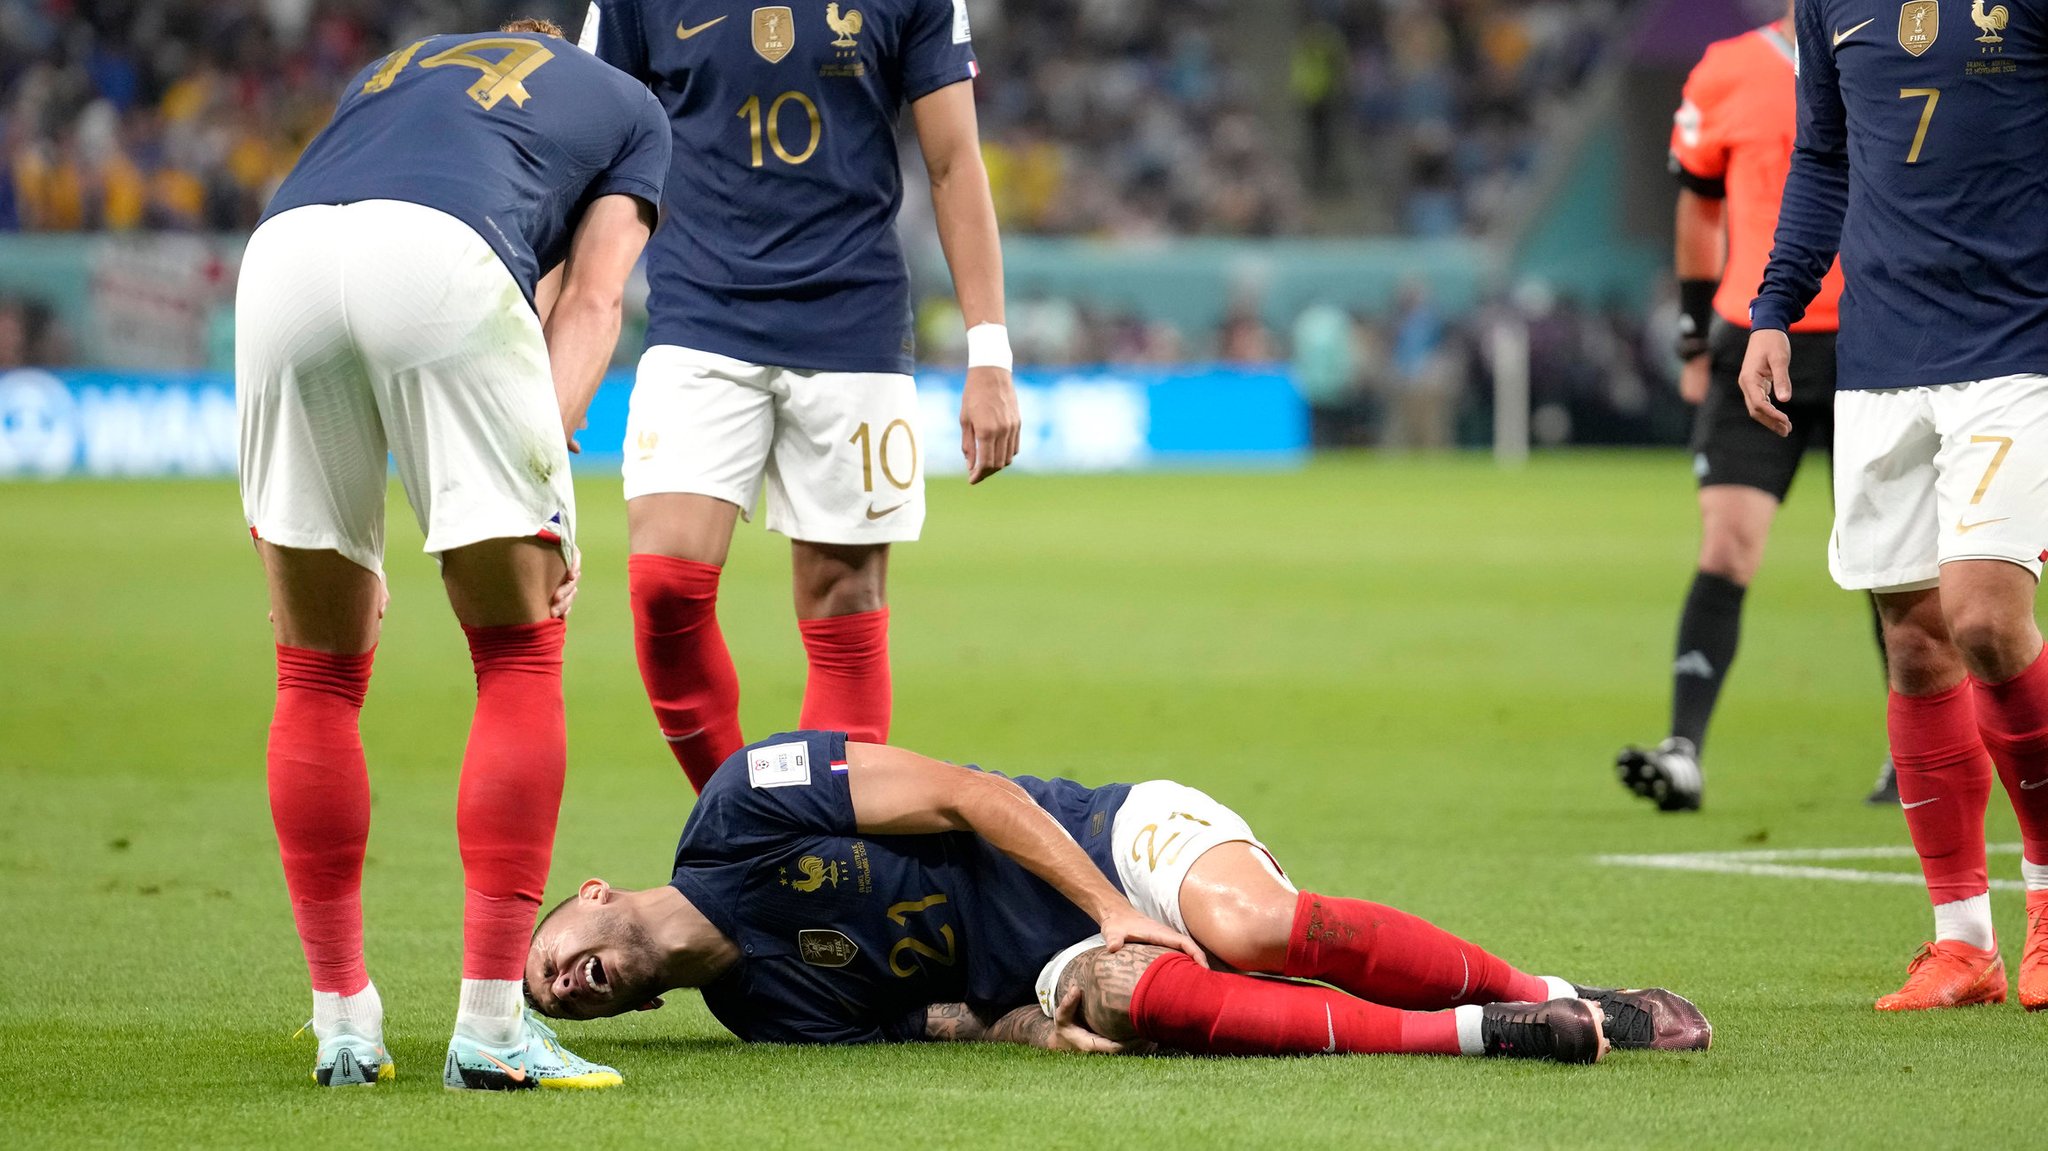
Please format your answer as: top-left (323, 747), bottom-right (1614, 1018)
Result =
top-left (920, 949), bottom-right (1166, 1054)
top-left (922, 1002), bottom-right (998, 1042)
top-left (926, 999), bottom-right (1130, 1053)
top-left (1054, 944), bottom-right (1169, 1045)
top-left (921, 1002), bottom-right (1062, 1048)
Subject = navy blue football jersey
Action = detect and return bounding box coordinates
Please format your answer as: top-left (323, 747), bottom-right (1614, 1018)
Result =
top-left (265, 30), bottom-right (670, 306)
top-left (669, 731), bottom-right (1129, 1043)
top-left (579, 0), bottom-right (978, 373)
top-left (1752, 0), bottom-right (2048, 390)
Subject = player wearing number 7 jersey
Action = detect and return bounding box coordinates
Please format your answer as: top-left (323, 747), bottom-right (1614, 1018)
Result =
top-left (1743, 0), bottom-right (2048, 1011)
top-left (241, 18), bottom-right (666, 1089)
top-left (578, 0), bottom-right (1022, 794)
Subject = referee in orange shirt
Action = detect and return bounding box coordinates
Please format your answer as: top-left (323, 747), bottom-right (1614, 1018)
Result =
top-left (1616, 2), bottom-right (1891, 813)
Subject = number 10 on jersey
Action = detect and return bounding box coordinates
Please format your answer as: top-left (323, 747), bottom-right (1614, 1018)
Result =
top-left (738, 91), bottom-right (822, 166)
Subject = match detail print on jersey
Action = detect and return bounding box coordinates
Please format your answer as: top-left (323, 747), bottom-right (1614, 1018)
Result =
top-left (748, 741), bottom-right (813, 788)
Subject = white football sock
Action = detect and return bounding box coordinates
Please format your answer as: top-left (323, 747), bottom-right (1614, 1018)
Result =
top-left (313, 981), bottom-right (382, 1038)
top-left (455, 979), bottom-right (525, 1047)
top-left (2022, 857), bottom-right (2048, 893)
top-left (1932, 893), bottom-right (1995, 950)
top-left (1540, 976), bottom-right (1576, 1001)
top-left (1453, 1004), bottom-right (1485, 1056)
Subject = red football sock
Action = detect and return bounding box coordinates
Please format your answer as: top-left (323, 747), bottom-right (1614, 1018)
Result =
top-left (1972, 644), bottom-right (2048, 867)
top-left (1281, 891), bottom-right (1552, 1009)
top-left (1889, 682), bottom-right (1994, 905)
top-left (268, 645), bottom-right (376, 995)
top-left (1129, 953), bottom-right (1463, 1056)
top-left (798, 607), bottom-right (890, 743)
top-left (629, 554), bottom-right (743, 792)
top-left (458, 620), bottom-right (567, 982)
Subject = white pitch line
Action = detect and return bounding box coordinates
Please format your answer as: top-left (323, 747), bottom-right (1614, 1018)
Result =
top-left (1594, 844), bottom-right (2026, 892)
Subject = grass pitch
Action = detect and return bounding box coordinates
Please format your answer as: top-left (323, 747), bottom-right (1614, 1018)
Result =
top-left (2, 453), bottom-right (2038, 1149)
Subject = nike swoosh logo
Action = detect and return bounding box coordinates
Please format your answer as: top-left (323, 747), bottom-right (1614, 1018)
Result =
top-left (865, 501), bottom-right (909, 520)
top-left (1833, 18), bottom-right (1874, 48)
top-left (479, 1051), bottom-right (528, 1083)
top-left (1955, 516), bottom-right (2010, 535)
top-left (1901, 797), bottom-right (1941, 809)
top-left (2023, 778), bottom-right (2048, 790)
top-left (1321, 1004), bottom-right (1337, 1054)
top-left (676, 15), bottom-right (728, 39)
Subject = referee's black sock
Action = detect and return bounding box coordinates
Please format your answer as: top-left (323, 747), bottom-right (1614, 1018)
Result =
top-left (1669, 571), bottom-right (1746, 754)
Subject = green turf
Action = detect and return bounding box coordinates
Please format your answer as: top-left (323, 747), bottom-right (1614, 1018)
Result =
top-left (2, 453), bottom-right (2038, 1149)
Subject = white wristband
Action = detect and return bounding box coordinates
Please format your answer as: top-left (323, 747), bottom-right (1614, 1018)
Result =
top-left (965, 322), bottom-right (1013, 371)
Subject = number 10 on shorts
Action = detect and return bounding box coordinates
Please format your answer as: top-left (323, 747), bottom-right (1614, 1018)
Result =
top-left (850, 419), bottom-right (917, 493)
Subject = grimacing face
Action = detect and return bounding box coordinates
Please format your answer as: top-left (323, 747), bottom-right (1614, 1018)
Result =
top-left (524, 884), bottom-right (665, 1021)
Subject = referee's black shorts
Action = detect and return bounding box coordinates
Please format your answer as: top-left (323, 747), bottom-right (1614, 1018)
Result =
top-left (1689, 319), bottom-right (1837, 501)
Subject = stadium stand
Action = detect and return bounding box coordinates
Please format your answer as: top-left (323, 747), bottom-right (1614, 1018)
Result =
top-left (0, 0), bottom-right (1677, 448)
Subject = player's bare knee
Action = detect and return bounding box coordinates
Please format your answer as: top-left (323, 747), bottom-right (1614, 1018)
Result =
top-left (626, 493), bottom-right (739, 565)
top-left (441, 537), bottom-right (563, 628)
top-left (1198, 900), bottom-right (1294, 973)
top-left (1945, 606), bottom-right (2039, 683)
top-left (1880, 619), bottom-right (1966, 695)
top-left (259, 543), bottom-right (383, 653)
top-left (792, 542), bottom-right (888, 618)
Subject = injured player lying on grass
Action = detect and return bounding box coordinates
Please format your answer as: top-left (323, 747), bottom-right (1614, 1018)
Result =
top-left (527, 733), bottom-right (1711, 1065)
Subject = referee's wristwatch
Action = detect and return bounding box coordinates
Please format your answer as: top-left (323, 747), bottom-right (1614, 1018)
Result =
top-left (1675, 279), bottom-right (1716, 362)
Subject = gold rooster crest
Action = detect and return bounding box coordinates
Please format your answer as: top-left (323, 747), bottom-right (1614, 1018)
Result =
top-left (1973, 0), bottom-right (2010, 43)
top-left (788, 854), bottom-right (843, 892)
top-left (1899, 1), bottom-right (1939, 55)
top-left (826, 3), bottom-right (864, 48)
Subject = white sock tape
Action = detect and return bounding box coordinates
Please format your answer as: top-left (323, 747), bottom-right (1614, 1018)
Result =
top-left (966, 322), bottom-right (1013, 371)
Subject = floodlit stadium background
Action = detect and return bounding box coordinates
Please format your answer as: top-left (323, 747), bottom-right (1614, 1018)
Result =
top-left (12, 2), bottom-right (2042, 1147)
top-left (0, 0), bottom-right (1748, 473)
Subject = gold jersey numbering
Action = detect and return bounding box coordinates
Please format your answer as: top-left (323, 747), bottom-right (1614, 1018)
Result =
top-left (738, 91), bottom-right (823, 167)
top-left (363, 36), bottom-right (555, 110)
top-left (885, 893), bottom-right (956, 978)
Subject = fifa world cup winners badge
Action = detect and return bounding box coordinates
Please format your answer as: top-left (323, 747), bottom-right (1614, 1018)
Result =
top-left (753, 6), bottom-right (794, 63)
top-left (1899, 1), bottom-right (1940, 56)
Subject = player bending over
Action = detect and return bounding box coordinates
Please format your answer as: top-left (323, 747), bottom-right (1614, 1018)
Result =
top-left (578, 0), bottom-right (1022, 792)
top-left (1743, 0), bottom-right (2048, 1009)
top-left (527, 733), bottom-right (1711, 1063)
top-left (1618, 0), bottom-right (1894, 813)
top-left (241, 19), bottom-right (665, 1088)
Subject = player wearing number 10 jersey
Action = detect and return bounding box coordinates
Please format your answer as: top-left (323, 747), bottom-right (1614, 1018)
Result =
top-left (242, 19), bottom-right (665, 1089)
top-left (1743, 0), bottom-right (2048, 1010)
top-left (579, 0), bottom-right (1022, 794)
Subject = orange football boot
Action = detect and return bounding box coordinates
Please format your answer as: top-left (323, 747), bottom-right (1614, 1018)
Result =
top-left (1874, 940), bottom-right (2007, 1011)
top-left (2021, 892), bottom-right (2048, 1012)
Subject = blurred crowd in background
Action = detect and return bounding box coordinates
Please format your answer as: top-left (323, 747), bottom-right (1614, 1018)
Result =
top-left (0, 0), bottom-right (1672, 448)
top-left (1, 0), bottom-right (1619, 237)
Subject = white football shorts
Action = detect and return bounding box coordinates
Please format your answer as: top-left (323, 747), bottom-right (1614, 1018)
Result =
top-left (1033, 780), bottom-right (1290, 1017)
top-left (621, 343), bottom-right (925, 545)
top-left (237, 200), bottom-right (574, 576)
top-left (1830, 375), bottom-right (2048, 592)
